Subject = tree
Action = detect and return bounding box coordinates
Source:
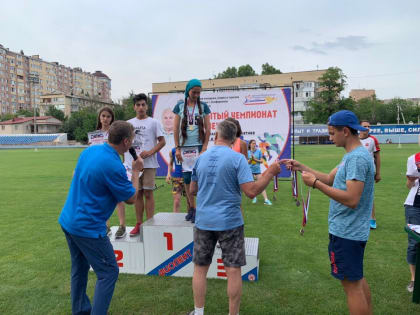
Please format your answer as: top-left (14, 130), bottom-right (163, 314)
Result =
top-left (60, 107), bottom-right (97, 143)
top-left (0, 113), bottom-right (15, 122)
top-left (304, 67), bottom-right (350, 123)
top-left (46, 106), bottom-right (65, 121)
top-left (215, 67), bottom-right (238, 79)
top-left (16, 109), bottom-right (39, 117)
top-left (237, 64), bottom-right (256, 77)
top-left (261, 63), bottom-right (282, 75)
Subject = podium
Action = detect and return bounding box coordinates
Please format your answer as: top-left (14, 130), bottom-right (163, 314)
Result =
top-left (110, 213), bottom-right (260, 281)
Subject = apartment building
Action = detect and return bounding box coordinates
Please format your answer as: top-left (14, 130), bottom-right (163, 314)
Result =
top-left (152, 70), bottom-right (326, 124)
top-left (40, 93), bottom-right (114, 117)
top-left (349, 89), bottom-right (376, 101)
top-left (0, 44), bottom-right (111, 115)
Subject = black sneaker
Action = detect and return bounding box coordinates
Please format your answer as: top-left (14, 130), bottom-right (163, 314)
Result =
top-left (115, 225), bottom-right (126, 239)
top-left (185, 208), bottom-right (193, 221)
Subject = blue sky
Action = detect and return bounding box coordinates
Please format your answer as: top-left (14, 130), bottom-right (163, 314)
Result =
top-left (1, 0), bottom-right (419, 101)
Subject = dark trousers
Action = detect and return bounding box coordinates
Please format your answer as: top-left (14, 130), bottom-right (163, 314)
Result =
top-left (405, 205), bottom-right (420, 265)
top-left (62, 228), bottom-right (119, 315)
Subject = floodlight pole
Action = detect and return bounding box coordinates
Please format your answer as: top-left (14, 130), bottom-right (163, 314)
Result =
top-left (28, 74), bottom-right (40, 134)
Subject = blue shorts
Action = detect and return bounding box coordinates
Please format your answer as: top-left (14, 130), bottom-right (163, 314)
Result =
top-left (328, 234), bottom-right (367, 281)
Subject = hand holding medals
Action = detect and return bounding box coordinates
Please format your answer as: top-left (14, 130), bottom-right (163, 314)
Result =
top-left (279, 159), bottom-right (312, 236)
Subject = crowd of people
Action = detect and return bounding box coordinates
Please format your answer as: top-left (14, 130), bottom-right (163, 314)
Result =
top-left (57, 79), bottom-right (418, 315)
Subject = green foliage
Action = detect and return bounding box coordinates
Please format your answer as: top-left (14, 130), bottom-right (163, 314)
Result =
top-left (261, 63), bottom-right (282, 75)
top-left (46, 106), bottom-right (66, 122)
top-left (304, 67), bottom-right (353, 123)
top-left (60, 107), bottom-right (97, 143)
top-left (215, 66), bottom-right (238, 79)
top-left (0, 113), bottom-right (15, 122)
top-left (16, 108), bottom-right (39, 117)
top-left (237, 64), bottom-right (257, 77)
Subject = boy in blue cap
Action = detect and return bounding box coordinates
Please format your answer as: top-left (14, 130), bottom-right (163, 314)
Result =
top-left (281, 110), bottom-right (375, 315)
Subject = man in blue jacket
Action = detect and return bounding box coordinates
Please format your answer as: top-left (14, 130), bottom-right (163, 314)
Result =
top-left (59, 121), bottom-right (143, 315)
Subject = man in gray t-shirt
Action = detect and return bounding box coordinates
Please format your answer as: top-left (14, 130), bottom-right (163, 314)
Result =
top-left (281, 110), bottom-right (374, 315)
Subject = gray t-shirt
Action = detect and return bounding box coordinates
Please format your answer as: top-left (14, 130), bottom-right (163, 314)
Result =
top-left (328, 146), bottom-right (375, 241)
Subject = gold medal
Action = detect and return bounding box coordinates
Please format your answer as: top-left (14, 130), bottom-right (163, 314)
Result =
top-left (189, 125), bottom-right (194, 131)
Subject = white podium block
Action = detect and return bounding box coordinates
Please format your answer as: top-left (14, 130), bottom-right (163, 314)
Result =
top-left (109, 226), bottom-right (145, 274)
top-left (142, 213), bottom-right (195, 277)
top-left (206, 238), bottom-right (259, 281)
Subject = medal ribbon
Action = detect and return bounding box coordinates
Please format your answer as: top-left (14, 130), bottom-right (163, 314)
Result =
top-left (273, 175), bottom-right (278, 192)
top-left (292, 170), bottom-right (298, 199)
top-left (187, 103), bottom-right (196, 126)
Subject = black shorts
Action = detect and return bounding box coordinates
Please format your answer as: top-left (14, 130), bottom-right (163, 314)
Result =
top-left (193, 225), bottom-right (246, 267)
top-left (328, 234), bottom-right (367, 281)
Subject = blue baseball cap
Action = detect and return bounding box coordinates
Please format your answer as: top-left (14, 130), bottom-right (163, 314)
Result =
top-left (327, 110), bottom-right (368, 131)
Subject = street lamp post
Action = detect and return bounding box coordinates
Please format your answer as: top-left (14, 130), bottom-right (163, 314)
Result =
top-left (28, 74), bottom-right (40, 134)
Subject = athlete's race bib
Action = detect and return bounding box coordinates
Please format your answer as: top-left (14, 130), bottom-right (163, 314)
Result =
top-left (181, 146), bottom-right (199, 172)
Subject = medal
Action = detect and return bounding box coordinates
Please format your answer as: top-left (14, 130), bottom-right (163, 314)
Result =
top-left (187, 103), bottom-right (196, 129)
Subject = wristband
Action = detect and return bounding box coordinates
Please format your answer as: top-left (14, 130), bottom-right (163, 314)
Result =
top-left (312, 178), bottom-right (319, 189)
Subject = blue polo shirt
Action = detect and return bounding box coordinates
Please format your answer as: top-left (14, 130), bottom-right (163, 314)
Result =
top-left (59, 143), bottom-right (135, 238)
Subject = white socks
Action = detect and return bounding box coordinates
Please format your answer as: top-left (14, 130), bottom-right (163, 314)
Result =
top-left (194, 307), bottom-right (204, 315)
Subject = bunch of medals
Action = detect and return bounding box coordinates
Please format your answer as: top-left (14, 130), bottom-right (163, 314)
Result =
top-left (292, 170), bottom-right (311, 236)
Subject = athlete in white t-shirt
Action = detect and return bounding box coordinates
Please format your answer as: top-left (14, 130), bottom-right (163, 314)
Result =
top-left (404, 152), bottom-right (420, 292)
top-left (123, 94), bottom-right (166, 236)
top-left (360, 121), bottom-right (381, 229)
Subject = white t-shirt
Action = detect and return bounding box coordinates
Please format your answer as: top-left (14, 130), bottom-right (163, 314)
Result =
top-left (360, 136), bottom-right (377, 157)
top-left (124, 117), bottom-right (164, 170)
top-left (404, 154), bottom-right (420, 206)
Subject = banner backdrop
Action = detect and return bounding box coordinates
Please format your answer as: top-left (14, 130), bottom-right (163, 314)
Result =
top-left (151, 87), bottom-right (292, 177)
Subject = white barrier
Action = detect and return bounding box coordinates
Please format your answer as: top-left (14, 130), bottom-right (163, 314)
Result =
top-left (110, 213), bottom-right (259, 281)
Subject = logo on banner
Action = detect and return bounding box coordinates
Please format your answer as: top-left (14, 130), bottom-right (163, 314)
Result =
top-left (148, 242), bottom-right (194, 276)
top-left (244, 94), bottom-right (277, 106)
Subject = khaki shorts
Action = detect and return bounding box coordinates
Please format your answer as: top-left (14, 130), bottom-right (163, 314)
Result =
top-left (139, 168), bottom-right (156, 190)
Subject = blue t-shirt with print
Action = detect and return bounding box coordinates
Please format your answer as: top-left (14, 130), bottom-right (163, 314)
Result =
top-left (328, 145), bottom-right (375, 241)
top-left (59, 143), bottom-right (135, 238)
top-left (192, 145), bottom-right (254, 231)
top-left (173, 101), bottom-right (211, 147)
top-left (171, 147), bottom-right (183, 178)
top-left (248, 149), bottom-right (262, 174)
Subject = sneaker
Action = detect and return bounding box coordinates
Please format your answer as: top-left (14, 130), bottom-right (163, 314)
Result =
top-left (252, 197), bottom-right (257, 204)
top-left (115, 226), bottom-right (126, 239)
top-left (407, 281), bottom-right (415, 293)
top-left (107, 226), bottom-right (112, 236)
top-left (185, 208), bottom-right (193, 221)
top-left (264, 199), bottom-right (272, 206)
top-left (187, 311), bottom-right (195, 315)
top-left (370, 219), bottom-right (377, 229)
top-left (129, 223), bottom-right (141, 236)
top-left (190, 208), bottom-right (196, 224)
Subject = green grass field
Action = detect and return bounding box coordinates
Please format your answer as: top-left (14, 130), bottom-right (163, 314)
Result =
top-left (0, 144), bottom-right (419, 314)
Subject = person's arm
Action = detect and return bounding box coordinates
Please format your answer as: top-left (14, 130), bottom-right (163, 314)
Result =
top-left (201, 114), bottom-right (211, 153)
top-left (173, 114), bottom-right (182, 161)
top-left (190, 180), bottom-right (198, 196)
top-left (302, 171), bottom-right (364, 209)
top-left (280, 159), bottom-right (337, 186)
top-left (140, 136), bottom-right (166, 159)
top-left (125, 158), bottom-right (144, 204)
top-left (240, 140), bottom-right (247, 159)
top-left (407, 176), bottom-right (418, 189)
top-left (373, 151), bottom-right (381, 183)
top-left (241, 161), bottom-right (281, 198)
top-left (166, 152), bottom-right (173, 184)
